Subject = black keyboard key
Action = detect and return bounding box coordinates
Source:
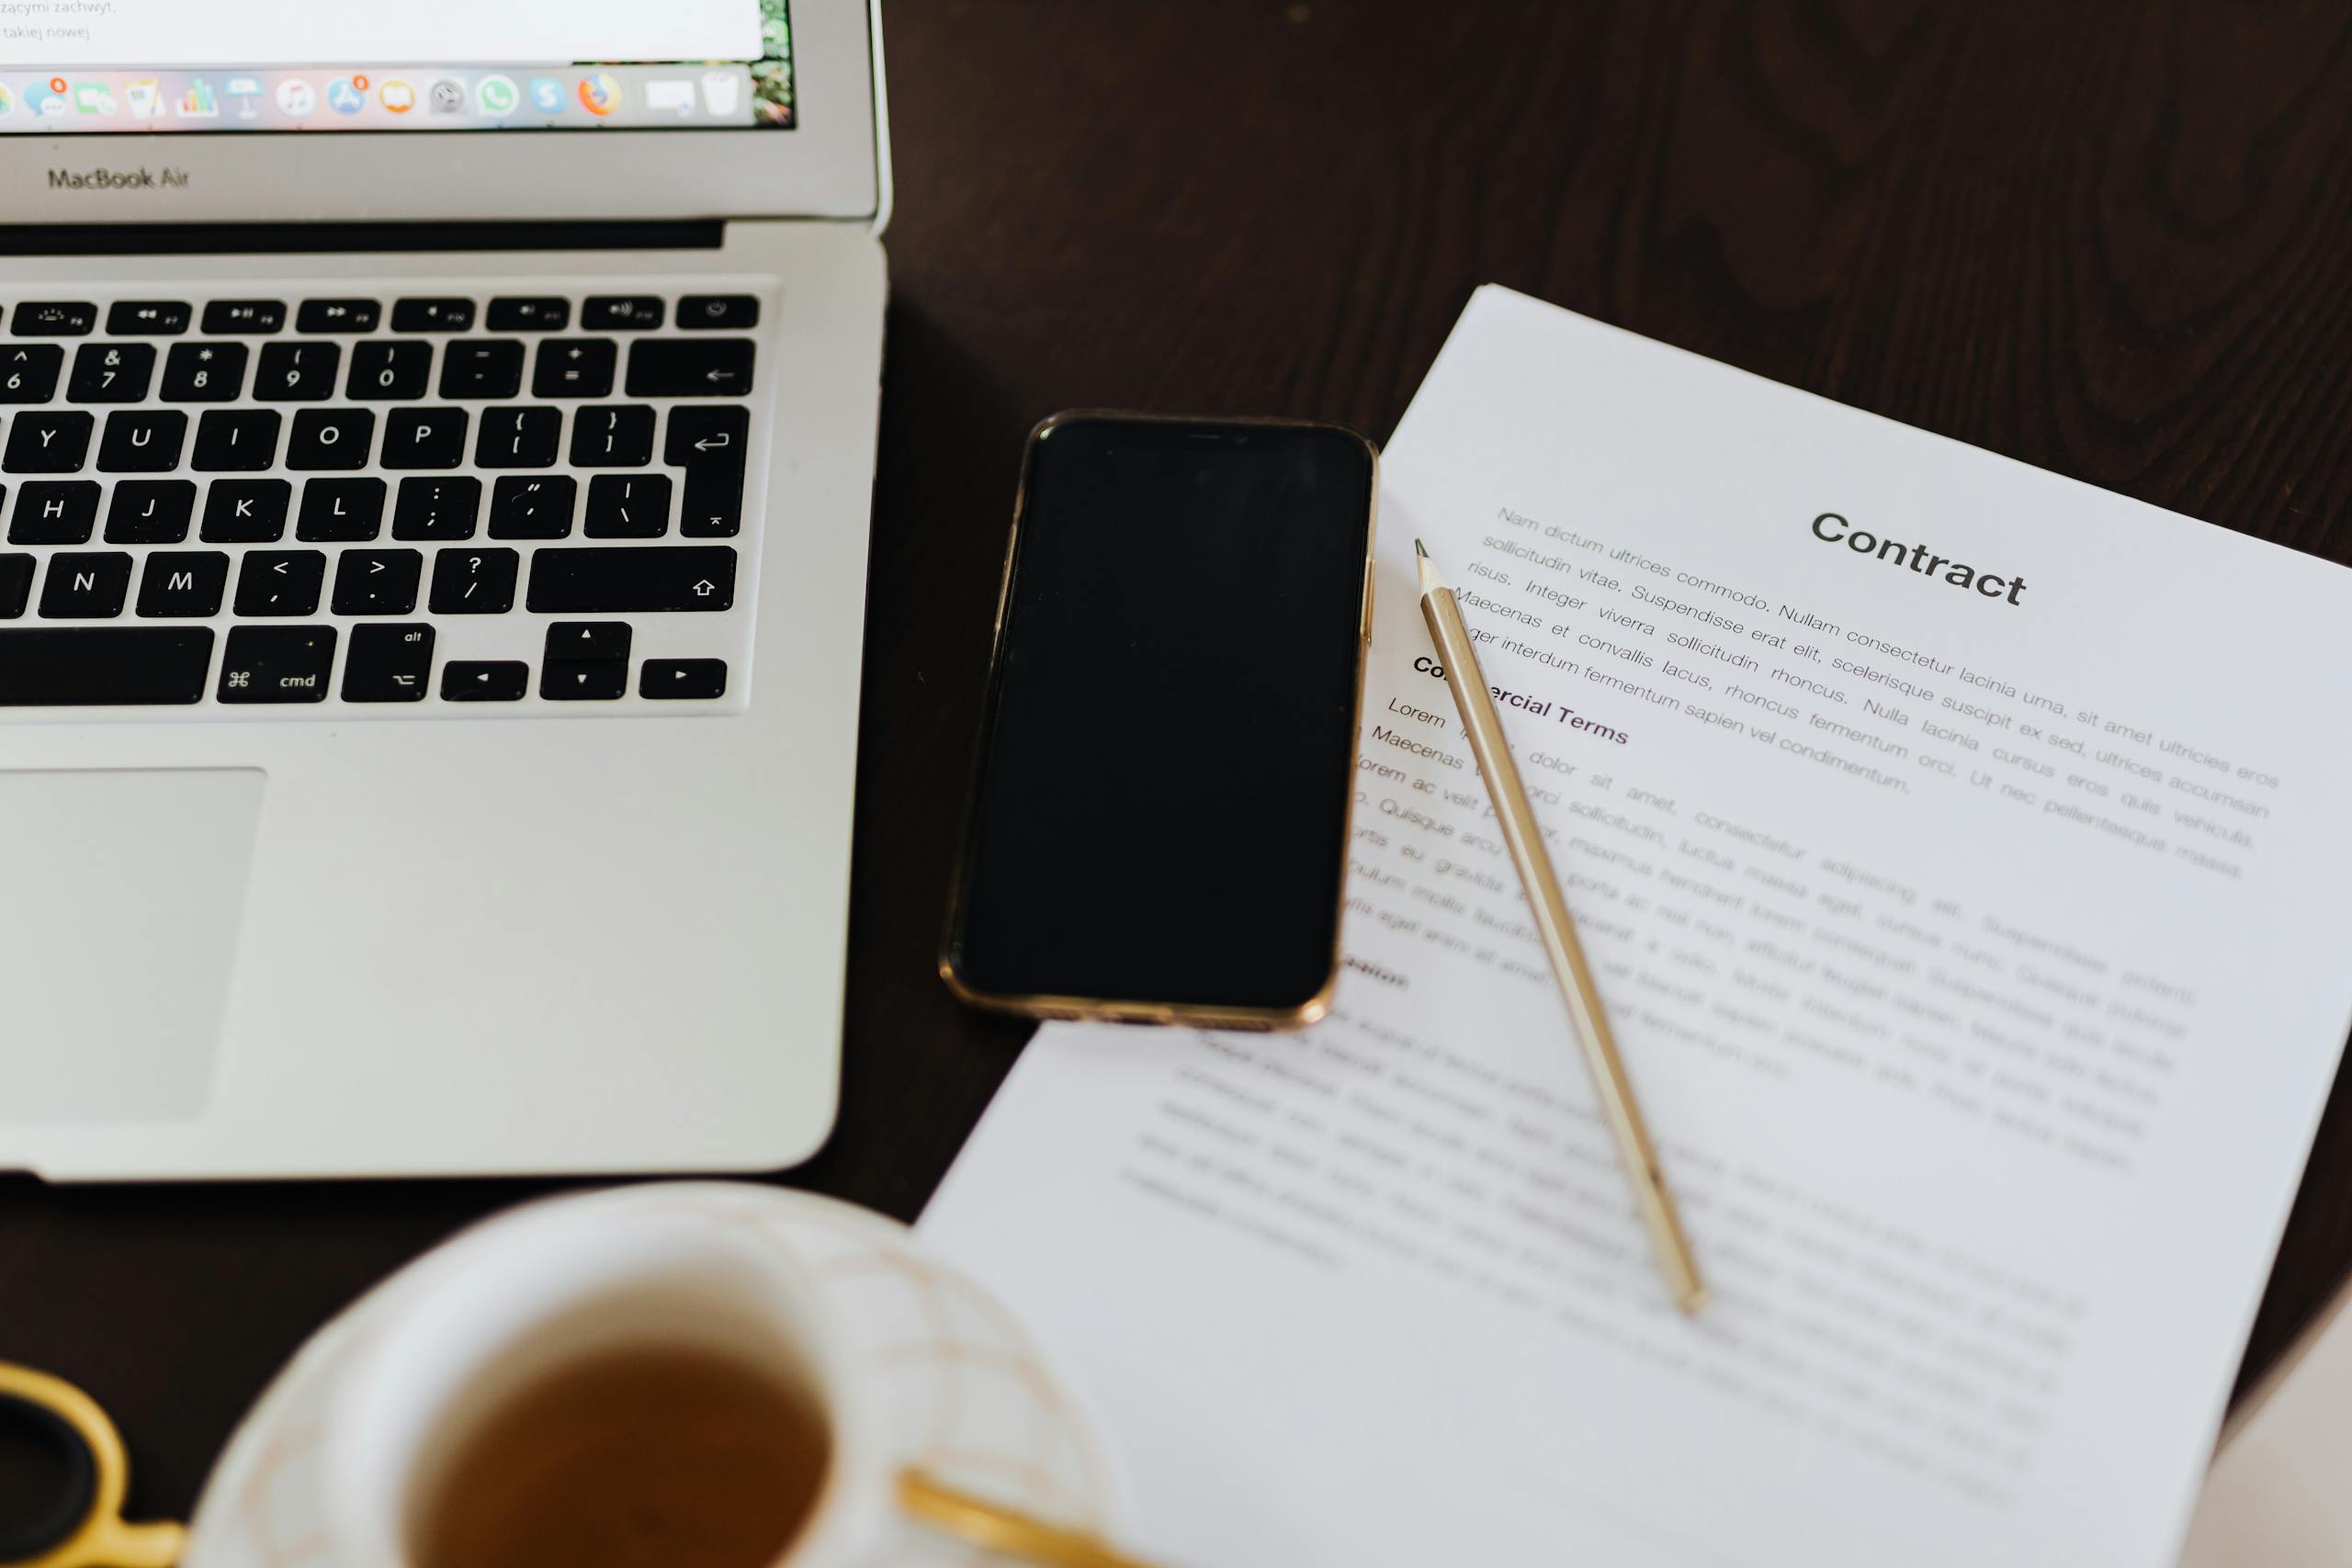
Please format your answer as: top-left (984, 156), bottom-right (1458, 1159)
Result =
top-left (332, 548), bottom-right (423, 615)
top-left (201, 299), bottom-right (286, 334)
top-left (218, 625), bottom-right (335, 704)
top-left (0, 345), bottom-right (62, 403)
top-left (287, 408), bottom-right (375, 469)
top-left (98, 410), bottom-right (187, 473)
top-left (135, 551), bottom-right (228, 617)
top-left (200, 479), bottom-right (292, 542)
top-left (443, 660), bottom-right (528, 701)
top-left (0, 554), bottom-right (28, 618)
top-left (543, 659), bottom-right (627, 700)
top-left (429, 547), bottom-right (519, 614)
top-left (382, 407), bottom-right (469, 468)
top-left (667, 404), bottom-right (749, 537)
top-left (297, 298), bottom-right (380, 333)
top-left (161, 342), bottom-right (247, 401)
top-left (14, 302), bottom-right (96, 337)
top-left (39, 551), bottom-right (131, 618)
top-left (532, 338), bottom-right (616, 398)
top-left (107, 300), bottom-right (191, 336)
top-left (489, 475), bottom-right (575, 538)
top-left (0, 626), bottom-right (212, 705)
top-left (582, 296), bottom-right (663, 331)
top-left (66, 344), bottom-right (155, 403)
top-left (254, 341), bottom-right (341, 401)
top-left (439, 340), bottom-right (524, 400)
top-left (391, 477), bottom-right (481, 540)
top-left (627, 338), bottom-right (754, 398)
top-left (391, 298), bottom-right (475, 333)
top-left (106, 480), bottom-right (197, 543)
top-left (488, 297), bottom-right (571, 332)
top-left (297, 478), bottom-right (387, 541)
top-left (570, 404), bottom-right (654, 467)
top-left (348, 341), bottom-right (432, 400)
top-left (640, 658), bottom-right (728, 699)
top-left (677, 294), bottom-right (760, 330)
top-left (342, 622), bottom-right (434, 702)
top-left (5, 412), bottom-right (92, 473)
top-left (584, 473), bottom-right (670, 537)
top-left (476, 406), bottom-right (560, 468)
top-left (10, 481), bottom-right (98, 544)
top-left (192, 409), bottom-right (281, 471)
top-left (548, 621), bottom-right (631, 661)
top-left (526, 546), bottom-right (737, 614)
top-left (234, 550), bottom-right (327, 616)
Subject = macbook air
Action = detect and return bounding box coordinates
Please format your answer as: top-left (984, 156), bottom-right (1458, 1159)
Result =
top-left (0, 1), bottom-right (890, 1178)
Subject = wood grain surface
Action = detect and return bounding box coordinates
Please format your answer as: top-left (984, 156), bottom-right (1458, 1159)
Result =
top-left (6, 0), bottom-right (2352, 1524)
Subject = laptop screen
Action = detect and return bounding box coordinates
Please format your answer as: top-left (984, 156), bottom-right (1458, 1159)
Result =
top-left (0, 1), bottom-right (795, 133)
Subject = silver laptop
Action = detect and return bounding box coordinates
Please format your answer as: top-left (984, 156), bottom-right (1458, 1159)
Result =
top-left (0, 4), bottom-right (890, 1178)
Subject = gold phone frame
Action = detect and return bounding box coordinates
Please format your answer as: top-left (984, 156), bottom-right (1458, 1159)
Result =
top-left (938, 410), bottom-right (1379, 1032)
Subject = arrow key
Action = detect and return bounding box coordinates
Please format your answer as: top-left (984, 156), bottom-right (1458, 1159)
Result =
top-left (341, 623), bottom-right (435, 703)
top-left (547, 620), bottom-right (631, 662)
top-left (640, 658), bottom-right (727, 699)
top-left (441, 660), bottom-right (527, 702)
top-left (541, 658), bottom-right (628, 700)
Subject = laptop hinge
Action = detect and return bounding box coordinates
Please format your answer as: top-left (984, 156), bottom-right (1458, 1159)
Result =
top-left (0, 220), bottom-right (728, 257)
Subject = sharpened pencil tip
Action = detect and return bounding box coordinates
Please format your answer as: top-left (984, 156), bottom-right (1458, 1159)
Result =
top-left (1414, 537), bottom-right (1429, 558)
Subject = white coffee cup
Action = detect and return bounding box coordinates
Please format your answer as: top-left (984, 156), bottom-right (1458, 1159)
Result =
top-left (183, 1184), bottom-right (1124, 1568)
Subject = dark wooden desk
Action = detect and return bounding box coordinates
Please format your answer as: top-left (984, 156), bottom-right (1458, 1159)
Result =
top-left (8, 0), bottom-right (2352, 1520)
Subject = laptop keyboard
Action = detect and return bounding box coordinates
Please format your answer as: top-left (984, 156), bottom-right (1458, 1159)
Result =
top-left (0, 283), bottom-right (767, 714)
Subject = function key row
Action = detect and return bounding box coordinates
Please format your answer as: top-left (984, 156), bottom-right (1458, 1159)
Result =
top-left (0, 336), bottom-right (752, 403)
top-left (7, 295), bottom-right (758, 338)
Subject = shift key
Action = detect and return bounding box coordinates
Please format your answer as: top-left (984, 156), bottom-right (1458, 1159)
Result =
top-left (526, 545), bottom-right (736, 613)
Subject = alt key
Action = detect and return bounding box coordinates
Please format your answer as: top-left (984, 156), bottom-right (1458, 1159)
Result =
top-left (640, 658), bottom-right (727, 699)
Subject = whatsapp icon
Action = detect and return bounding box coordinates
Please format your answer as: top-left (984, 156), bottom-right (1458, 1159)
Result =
top-left (475, 75), bottom-right (520, 116)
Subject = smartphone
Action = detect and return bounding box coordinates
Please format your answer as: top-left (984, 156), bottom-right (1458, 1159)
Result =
top-left (942, 412), bottom-right (1378, 1029)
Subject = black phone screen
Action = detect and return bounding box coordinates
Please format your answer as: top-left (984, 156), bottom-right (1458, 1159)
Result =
top-left (948, 416), bottom-right (1375, 1014)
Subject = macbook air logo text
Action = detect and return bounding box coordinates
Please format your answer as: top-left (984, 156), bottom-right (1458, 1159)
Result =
top-left (46, 166), bottom-right (189, 191)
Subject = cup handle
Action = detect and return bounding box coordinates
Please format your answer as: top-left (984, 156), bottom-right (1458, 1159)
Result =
top-left (896, 1469), bottom-right (1169, 1568)
top-left (66, 1521), bottom-right (187, 1568)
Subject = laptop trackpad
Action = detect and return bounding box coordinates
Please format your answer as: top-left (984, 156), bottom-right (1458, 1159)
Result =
top-left (2, 769), bottom-right (264, 1122)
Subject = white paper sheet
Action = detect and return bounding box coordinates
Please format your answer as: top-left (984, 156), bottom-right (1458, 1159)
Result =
top-left (920, 288), bottom-right (2352, 1567)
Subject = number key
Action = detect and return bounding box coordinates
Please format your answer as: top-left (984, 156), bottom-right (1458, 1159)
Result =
top-left (66, 344), bottom-right (155, 403)
top-left (254, 341), bottom-right (342, 401)
top-left (161, 342), bottom-right (248, 402)
top-left (347, 340), bottom-right (432, 400)
top-left (0, 344), bottom-right (62, 403)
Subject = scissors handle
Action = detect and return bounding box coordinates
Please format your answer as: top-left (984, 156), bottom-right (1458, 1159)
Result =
top-left (0, 1364), bottom-right (183, 1568)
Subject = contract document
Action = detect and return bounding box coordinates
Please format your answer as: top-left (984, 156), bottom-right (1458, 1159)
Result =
top-left (920, 288), bottom-right (2352, 1567)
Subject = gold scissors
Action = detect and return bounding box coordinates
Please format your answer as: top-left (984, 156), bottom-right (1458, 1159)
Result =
top-left (0, 1364), bottom-right (182, 1568)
